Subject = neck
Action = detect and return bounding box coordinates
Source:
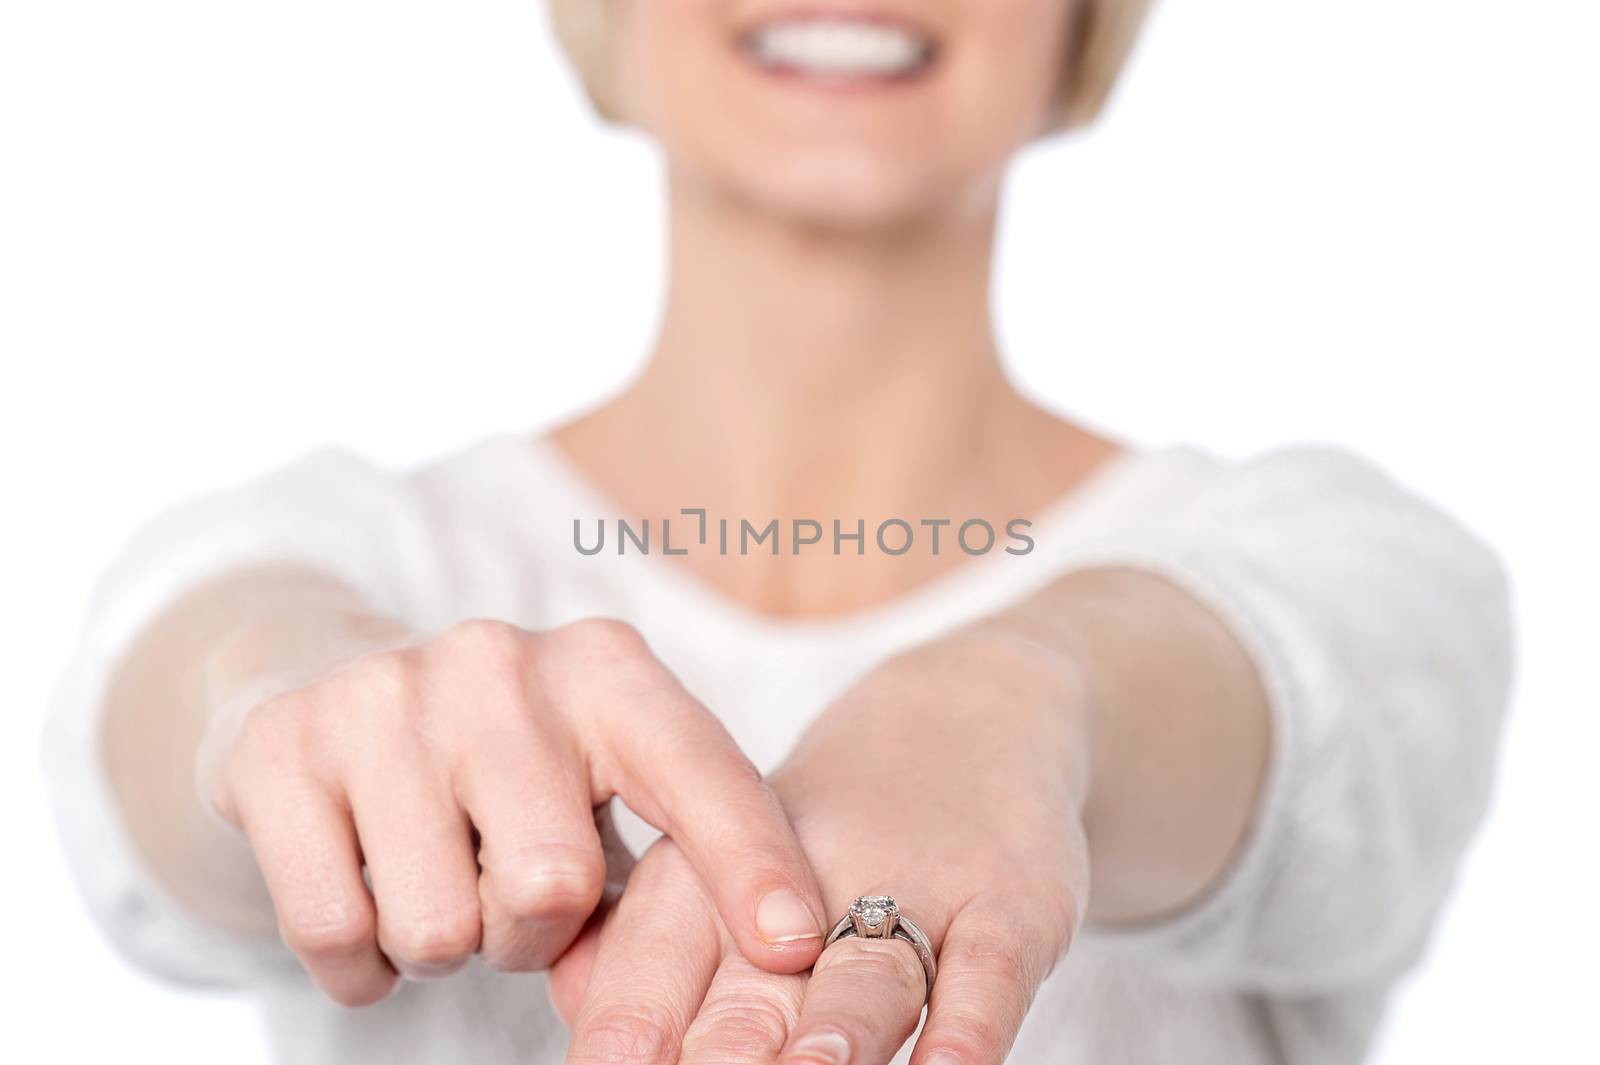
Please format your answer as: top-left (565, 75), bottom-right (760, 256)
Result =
top-left (583, 180), bottom-right (1028, 518)
top-left (655, 179), bottom-right (1006, 416)
top-left (552, 179), bottom-right (1115, 616)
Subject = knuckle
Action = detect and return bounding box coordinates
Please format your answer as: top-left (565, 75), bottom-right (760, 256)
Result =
top-left (925, 1008), bottom-right (1016, 1062)
top-left (223, 708), bottom-right (334, 808)
top-left (282, 900), bottom-right (376, 961)
top-left (962, 908), bottom-right (1063, 984)
top-left (570, 1005), bottom-right (679, 1065)
top-left (813, 937), bottom-right (925, 996)
top-left (382, 906), bottom-right (482, 967)
top-left (942, 937), bottom-right (1037, 996)
top-left (492, 848), bottom-right (607, 922)
top-left (558, 616), bottom-right (650, 662)
top-left (691, 1000), bottom-right (792, 1057)
top-left (233, 690), bottom-right (315, 760)
top-left (344, 648), bottom-right (418, 703)
top-left (438, 617), bottom-right (530, 670)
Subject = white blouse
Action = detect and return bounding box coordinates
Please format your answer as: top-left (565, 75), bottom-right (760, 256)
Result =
top-left (42, 432), bottom-right (1513, 1064)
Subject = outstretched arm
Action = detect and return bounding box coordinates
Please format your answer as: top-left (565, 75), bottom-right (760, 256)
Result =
top-left (97, 561), bottom-right (830, 1005)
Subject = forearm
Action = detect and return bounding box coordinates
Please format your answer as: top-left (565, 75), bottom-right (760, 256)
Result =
top-left (101, 563), bottom-right (412, 936)
top-left (985, 568), bottom-right (1273, 924)
top-left (855, 567), bottom-right (1272, 927)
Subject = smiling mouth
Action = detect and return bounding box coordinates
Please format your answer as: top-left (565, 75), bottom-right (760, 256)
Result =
top-left (741, 16), bottom-right (938, 83)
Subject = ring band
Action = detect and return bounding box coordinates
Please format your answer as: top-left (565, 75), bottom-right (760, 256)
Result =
top-left (822, 895), bottom-right (936, 1001)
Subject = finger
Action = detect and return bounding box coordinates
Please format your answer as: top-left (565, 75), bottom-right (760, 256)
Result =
top-left (552, 620), bottom-right (826, 971)
top-left (456, 724), bottom-right (606, 972)
top-left (678, 941), bottom-right (806, 1064)
top-left (346, 751), bottom-right (482, 982)
top-left (547, 803), bottom-right (638, 1024)
top-left (547, 908), bottom-right (604, 1028)
top-left (910, 906), bottom-right (1057, 1065)
top-left (614, 687), bottom-right (826, 970)
top-left (236, 776), bottom-right (397, 1006)
top-left (778, 931), bottom-right (927, 1065)
top-left (564, 841), bottom-right (722, 1065)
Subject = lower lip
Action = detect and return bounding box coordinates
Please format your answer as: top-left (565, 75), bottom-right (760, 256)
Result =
top-left (746, 60), bottom-right (934, 90)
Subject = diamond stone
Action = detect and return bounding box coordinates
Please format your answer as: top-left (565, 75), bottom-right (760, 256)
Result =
top-left (851, 895), bottom-right (898, 931)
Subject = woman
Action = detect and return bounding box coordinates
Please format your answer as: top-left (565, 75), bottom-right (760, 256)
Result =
top-left (44, 1), bottom-right (1513, 1063)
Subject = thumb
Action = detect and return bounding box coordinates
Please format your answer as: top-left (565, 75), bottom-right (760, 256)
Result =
top-left (547, 916), bottom-right (603, 1028)
top-left (547, 802), bottom-right (633, 1027)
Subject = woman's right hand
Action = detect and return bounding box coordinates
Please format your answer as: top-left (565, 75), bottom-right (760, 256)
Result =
top-left (194, 616), bottom-right (826, 1006)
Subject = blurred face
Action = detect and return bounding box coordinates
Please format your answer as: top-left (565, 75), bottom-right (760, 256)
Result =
top-left (611, 0), bottom-right (1077, 226)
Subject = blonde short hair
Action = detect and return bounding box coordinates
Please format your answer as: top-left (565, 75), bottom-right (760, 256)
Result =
top-left (548, 0), bottom-right (1154, 132)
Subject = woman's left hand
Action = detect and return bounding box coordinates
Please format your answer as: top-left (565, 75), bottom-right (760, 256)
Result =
top-left (550, 633), bottom-right (1093, 1065)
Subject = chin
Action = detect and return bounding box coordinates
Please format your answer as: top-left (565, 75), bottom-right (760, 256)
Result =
top-left (630, 5), bottom-right (1029, 232)
top-left (720, 146), bottom-right (956, 230)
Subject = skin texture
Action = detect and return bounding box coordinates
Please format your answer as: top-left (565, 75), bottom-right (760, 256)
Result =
top-left (557, 0), bottom-right (1114, 618)
top-left (614, 0), bottom-right (1076, 226)
top-left (548, 574), bottom-right (1269, 1064)
top-left (99, 0), bottom-right (1273, 1061)
top-left (109, 568), bottom-right (827, 1007)
top-left (552, 632), bottom-right (1093, 1065)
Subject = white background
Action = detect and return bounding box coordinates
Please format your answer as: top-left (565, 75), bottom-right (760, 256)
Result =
top-left (2, 1), bottom-right (1595, 1061)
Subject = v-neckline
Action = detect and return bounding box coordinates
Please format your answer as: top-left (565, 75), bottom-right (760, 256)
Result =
top-left (482, 429), bottom-right (1182, 648)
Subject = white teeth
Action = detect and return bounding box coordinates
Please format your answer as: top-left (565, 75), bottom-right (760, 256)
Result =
top-left (748, 19), bottom-right (932, 77)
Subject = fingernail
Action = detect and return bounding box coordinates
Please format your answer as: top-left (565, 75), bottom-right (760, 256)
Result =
top-left (757, 889), bottom-right (821, 944)
top-left (784, 1030), bottom-right (851, 1065)
top-left (920, 1054), bottom-right (963, 1065)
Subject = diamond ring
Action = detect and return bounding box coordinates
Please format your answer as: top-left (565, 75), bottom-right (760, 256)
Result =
top-left (822, 895), bottom-right (936, 1001)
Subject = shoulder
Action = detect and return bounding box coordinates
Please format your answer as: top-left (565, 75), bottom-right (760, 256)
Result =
top-left (1107, 441), bottom-right (1506, 584)
top-left (239, 431), bottom-right (565, 533)
top-left (404, 431), bottom-right (568, 506)
top-left (1113, 441), bottom-right (1453, 532)
top-left (1126, 441), bottom-right (1401, 499)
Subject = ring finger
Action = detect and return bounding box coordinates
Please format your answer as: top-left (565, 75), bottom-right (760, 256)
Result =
top-left (346, 750), bottom-right (481, 981)
top-left (777, 914), bottom-right (930, 1065)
